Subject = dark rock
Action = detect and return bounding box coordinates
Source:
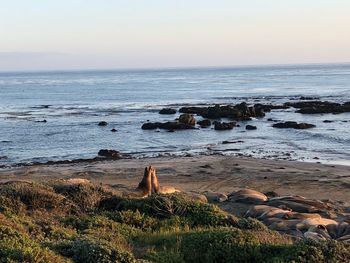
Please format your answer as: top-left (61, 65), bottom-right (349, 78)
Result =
top-left (202, 104), bottom-right (222, 119)
top-left (178, 114), bottom-right (196, 126)
top-left (222, 140), bottom-right (244, 144)
top-left (197, 119), bottom-right (211, 128)
top-left (214, 121), bottom-right (236, 130)
top-left (323, 120), bottom-right (333, 123)
top-left (246, 125), bottom-right (257, 130)
top-left (159, 108), bottom-right (176, 114)
top-left (300, 96), bottom-right (319, 100)
top-left (142, 121), bottom-right (195, 130)
top-left (160, 121), bottom-right (195, 130)
top-left (98, 149), bottom-right (123, 159)
top-left (98, 121), bottom-right (108, 126)
top-left (285, 101), bottom-right (350, 114)
top-left (179, 106), bottom-right (207, 115)
top-left (267, 118), bottom-right (274, 121)
top-left (110, 128), bottom-right (117, 132)
top-left (141, 122), bottom-right (161, 130)
top-left (168, 129), bottom-right (175, 132)
top-left (272, 121), bottom-right (316, 129)
top-left (36, 119), bottom-right (47, 123)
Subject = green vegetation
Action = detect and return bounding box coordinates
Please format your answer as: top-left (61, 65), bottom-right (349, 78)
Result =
top-left (0, 180), bottom-right (349, 262)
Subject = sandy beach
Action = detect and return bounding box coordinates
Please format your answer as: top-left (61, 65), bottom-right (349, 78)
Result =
top-left (1, 155), bottom-right (349, 202)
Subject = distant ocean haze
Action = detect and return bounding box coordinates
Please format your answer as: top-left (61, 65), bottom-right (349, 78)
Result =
top-left (0, 64), bottom-right (349, 166)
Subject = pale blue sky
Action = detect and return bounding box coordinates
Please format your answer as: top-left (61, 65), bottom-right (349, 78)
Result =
top-left (1, 0), bottom-right (350, 71)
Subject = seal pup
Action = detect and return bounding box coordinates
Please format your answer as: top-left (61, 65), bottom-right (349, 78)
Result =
top-left (150, 166), bottom-right (180, 194)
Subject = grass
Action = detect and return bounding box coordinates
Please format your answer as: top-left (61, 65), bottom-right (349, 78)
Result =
top-left (0, 180), bottom-right (349, 262)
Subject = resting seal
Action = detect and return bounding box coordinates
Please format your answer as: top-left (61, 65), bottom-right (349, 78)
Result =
top-left (304, 225), bottom-right (331, 241)
top-left (297, 218), bottom-right (338, 230)
top-left (229, 189), bottom-right (268, 204)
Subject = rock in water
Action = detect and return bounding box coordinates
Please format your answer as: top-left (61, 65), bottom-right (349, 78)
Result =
top-left (214, 121), bottom-right (236, 130)
top-left (272, 121), bottom-right (316, 129)
top-left (98, 121), bottom-right (108, 126)
top-left (197, 119), bottom-right (211, 128)
top-left (246, 125), bottom-right (257, 130)
top-left (159, 108), bottom-right (177, 114)
top-left (98, 149), bottom-right (123, 159)
top-left (178, 114), bottom-right (196, 126)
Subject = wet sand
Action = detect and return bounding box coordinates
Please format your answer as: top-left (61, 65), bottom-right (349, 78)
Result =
top-left (0, 155), bottom-right (349, 202)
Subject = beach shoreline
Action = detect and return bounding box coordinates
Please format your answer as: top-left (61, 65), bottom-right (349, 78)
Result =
top-left (1, 155), bottom-right (349, 202)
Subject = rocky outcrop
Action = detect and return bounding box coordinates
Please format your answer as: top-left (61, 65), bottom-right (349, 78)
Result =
top-left (214, 121), bottom-right (236, 130)
top-left (179, 106), bottom-right (207, 115)
top-left (272, 121), bottom-right (316, 129)
top-left (159, 108), bottom-right (176, 114)
top-left (285, 101), bottom-right (350, 114)
top-left (197, 119), bottom-right (211, 128)
top-left (142, 121), bottom-right (195, 130)
top-left (179, 103), bottom-right (272, 120)
top-left (178, 114), bottom-right (196, 126)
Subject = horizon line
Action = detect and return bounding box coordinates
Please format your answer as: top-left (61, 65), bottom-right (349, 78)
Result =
top-left (1, 61), bottom-right (350, 74)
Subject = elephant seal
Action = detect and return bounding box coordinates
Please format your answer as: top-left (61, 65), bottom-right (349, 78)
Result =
top-left (297, 218), bottom-right (338, 230)
top-left (150, 166), bottom-right (180, 194)
top-left (66, 178), bottom-right (91, 185)
top-left (269, 219), bottom-right (303, 231)
top-left (304, 225), bottom-right (331, 241)
top-left (124, 166), bottom-right (152, 198)
top-left (286, 212), bottom-right (322, 220)
top-left (245, 205), bottom-right (276, 218)
top-left (229, 189), bottom-right (268, 204)
top-left (259, 207), bottom-right (291, 220)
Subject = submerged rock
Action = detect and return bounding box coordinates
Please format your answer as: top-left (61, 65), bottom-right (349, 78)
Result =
top-left (272, 121), bottom-right (316, 129)
top-left (197, 119), bottom-right (211, 128)
top-left (214, 121), bottom-right (236, 130)
top-left (246, 125), bottom-right (257, 130)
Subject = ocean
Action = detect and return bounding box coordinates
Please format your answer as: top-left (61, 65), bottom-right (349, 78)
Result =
top-left (0, 63), bottom-right (349, 167)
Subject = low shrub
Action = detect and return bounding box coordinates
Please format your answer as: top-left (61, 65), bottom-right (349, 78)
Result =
top-left (103, 194), bottom-right (230, 227)
top-left (52, 182), bottom-right (112, 212)
top-left (0, 226), bottom-right (69, 263)
top-left (0, 181), bottom-right (74, 214)
top-left (54, 236), bottom-right (137, 263)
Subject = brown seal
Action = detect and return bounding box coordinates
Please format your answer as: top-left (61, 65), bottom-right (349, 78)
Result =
top-left (150, 166), bottom-right (180, 194)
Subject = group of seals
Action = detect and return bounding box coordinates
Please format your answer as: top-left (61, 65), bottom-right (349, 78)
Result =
top-left (226, 188), bottom-right (350, 243)
top-left (125, 166), bottom-right (180, 198)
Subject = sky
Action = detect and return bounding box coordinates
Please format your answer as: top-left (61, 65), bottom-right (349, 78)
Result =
top-left (1, 0), bottom-right (350, 71)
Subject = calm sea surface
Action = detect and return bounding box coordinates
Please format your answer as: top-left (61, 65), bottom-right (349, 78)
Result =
top-left (0, 64), bottom-right (350, 166)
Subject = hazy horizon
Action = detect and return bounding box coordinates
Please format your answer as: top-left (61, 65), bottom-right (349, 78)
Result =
top-left (1, 1), bottom-right (350, 71)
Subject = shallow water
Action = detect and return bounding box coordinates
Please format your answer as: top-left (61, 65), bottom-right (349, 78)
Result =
top-left (0, 64), bottom-right (349, 166)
